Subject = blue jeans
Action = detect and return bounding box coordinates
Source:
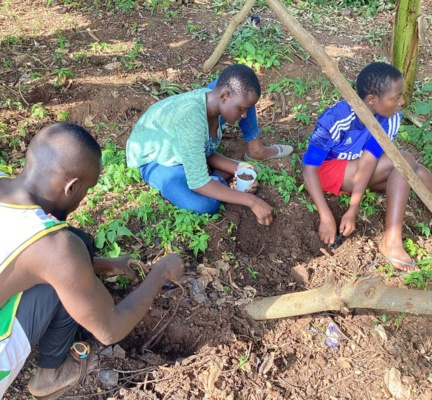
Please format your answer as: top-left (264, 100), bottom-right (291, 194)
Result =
top-left (206, 78), bottom-right (260, 142)
top-left (140, 163), bottom-right (227, 215)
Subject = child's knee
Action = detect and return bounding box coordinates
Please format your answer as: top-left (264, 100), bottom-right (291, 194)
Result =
top-left (401, 151), bottom-right (417, 169)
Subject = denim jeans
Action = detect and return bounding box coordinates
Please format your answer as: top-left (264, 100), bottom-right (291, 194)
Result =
top-left (140, 163), bottom-right (227, 215)
top-left (206, 78), bottom-right (260, 142)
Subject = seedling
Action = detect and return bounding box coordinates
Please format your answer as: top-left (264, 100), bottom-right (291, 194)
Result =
top-left (31, 103), bottom-right (49, 120)
top-left (238, 354), bottom-right (250, 371)
top-left (403, 263), bottom-right (432, 291)
top-left (414, 222), bottom-right (431, 238)
top-left (56, 111), bottom-right (71, 121)
top-left (247, 266), bottom-right (258, 280)
top-left (54, 68), bottom-right (74, 88)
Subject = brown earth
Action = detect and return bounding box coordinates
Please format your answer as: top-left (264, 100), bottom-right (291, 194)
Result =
top-left (1, 1), bottom-right (432, 399)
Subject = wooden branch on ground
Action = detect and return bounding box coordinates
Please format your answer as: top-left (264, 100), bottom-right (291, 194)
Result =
top-left (203, 0), bottom-right (256, 73)
top-left (244, 274), bottom-right (432, 320)
top-left (264, 0), bottom-right (432, 213)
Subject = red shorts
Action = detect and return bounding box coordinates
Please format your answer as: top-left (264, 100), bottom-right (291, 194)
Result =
top-left (317, 159), bottom-right (349, 195)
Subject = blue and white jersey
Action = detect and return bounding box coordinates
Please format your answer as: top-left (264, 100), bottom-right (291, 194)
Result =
top-left (302, 100), bottom-right (401, 167)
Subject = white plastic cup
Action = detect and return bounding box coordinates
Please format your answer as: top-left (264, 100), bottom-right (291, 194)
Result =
top-left (236, 168), bottom-right (257, 192)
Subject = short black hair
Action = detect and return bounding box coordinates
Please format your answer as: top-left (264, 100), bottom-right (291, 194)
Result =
top-left (216, 64), bottom-right (261, 98)
top-left (356, 62), bottom-right (402, 99)
top-left (48, 123), bottom-right (101, 158)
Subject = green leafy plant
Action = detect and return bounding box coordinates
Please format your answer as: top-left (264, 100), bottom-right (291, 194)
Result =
top-left (258, 166), bottom-right (304, 204)
top-left (54, 68), bottom-right (74, 88)
top-left (414, 222), bottom-right (431, 238)
top-left (238, 354), bottom-right (250, 371)
top-left (56, 111), bottom-right (71, 121)
top-left (403, 262), bottom-right (432, 290)
top-left (121, 40), bottom-right (143, 70)
top-left (247, 266), bottom-right (258, 280)
top-left (31, 103), bottom-right (50, 119)
top-left (229, 19), bottom-right (292, 70)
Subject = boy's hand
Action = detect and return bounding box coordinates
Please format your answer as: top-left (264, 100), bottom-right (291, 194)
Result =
top-left (156, 254), bottom-right (184, 281)
top-left (340, 208), bottom-right (357, 236)
top-left (319, 214), bottom-right (337, 245)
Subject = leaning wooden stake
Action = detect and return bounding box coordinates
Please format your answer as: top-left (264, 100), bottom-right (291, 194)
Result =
top-left (203, 0), bottom-right (256, 72)
top-left (244, 274), bottom-right (432, 320)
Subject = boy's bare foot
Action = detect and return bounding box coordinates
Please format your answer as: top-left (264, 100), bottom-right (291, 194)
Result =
top-left (28, 351), bottom-right (98, 399)
top-left (379, 243), bottom-right (418, 273)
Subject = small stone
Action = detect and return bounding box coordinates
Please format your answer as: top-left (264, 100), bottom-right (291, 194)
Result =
top-left (113, 344), bottom-right (126, 359)
top-left (99, 369), bottom-right (119, 389)
top-left (100, 346), bottom-right (113, 358)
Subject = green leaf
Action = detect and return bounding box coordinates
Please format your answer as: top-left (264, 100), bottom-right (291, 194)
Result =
top-left (94, 231), bottom-right (106, 249)
top-left (244, 42), bottom-right (256, 55)
top-left (117, 226), bottom-right (133, 237)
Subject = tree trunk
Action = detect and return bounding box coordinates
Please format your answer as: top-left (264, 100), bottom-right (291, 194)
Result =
top-left (393, 0), bottom-right (421, 107)
top-left (203, 0), bottom-right (256, 73)
top-left (244, 274), bottom-right (432, 320)
top-left (264, 0), bottom-right (432, 213)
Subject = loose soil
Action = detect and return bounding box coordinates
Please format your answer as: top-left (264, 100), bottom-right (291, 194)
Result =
top-left (1, 1), bottom-right (432, 399)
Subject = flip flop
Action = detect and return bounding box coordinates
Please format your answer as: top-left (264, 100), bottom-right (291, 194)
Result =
top-left (29, 342), bottom-right (97, 400)
top-left (244, 144), bottom-right (294, 162)
top-left (379, 251), bottom-right (418, 274)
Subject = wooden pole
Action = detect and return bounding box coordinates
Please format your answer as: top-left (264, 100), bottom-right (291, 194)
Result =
top-left (203, 0), bottom-right (256, 73)
top-left (264, 0), bottom-right (432, 213)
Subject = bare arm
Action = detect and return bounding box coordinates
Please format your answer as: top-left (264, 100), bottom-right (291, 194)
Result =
top-left (206, 152), bottom-right (238, 175)
top-left (340, 150), bottom-right (379, 236)
top-left (194, 179), bottom-right (273, 226)
top-left (303, 165), bottom-right (336, 245)
top-left (93, 256), bottom-right (141, 282)
top-left (23, 231), bottom-right (184, 345)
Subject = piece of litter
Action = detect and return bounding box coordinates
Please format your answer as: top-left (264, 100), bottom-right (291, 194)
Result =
top-left (324, 322), bottom-right (341, 348)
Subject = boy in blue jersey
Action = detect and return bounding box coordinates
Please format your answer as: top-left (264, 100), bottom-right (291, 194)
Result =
top-left (302, 62), bottom-right (432, 272)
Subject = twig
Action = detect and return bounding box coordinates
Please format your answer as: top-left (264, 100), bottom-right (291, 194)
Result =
top-left (141, 281), bottom-right (185, 351)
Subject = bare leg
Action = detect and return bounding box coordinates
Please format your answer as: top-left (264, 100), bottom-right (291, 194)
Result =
top-left (343, 151), bottom-right (432, 272)
top-left (371, 153), bottom-right (432, 271)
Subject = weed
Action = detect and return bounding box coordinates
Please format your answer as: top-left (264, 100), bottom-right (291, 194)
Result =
top-left (376, 264), bottom-right (394, 278)
top-left (114, 0), bottom-right (136, 13)
top-left (121, 40), bottom-right (143, 70)
top-left (31, 103), bottom-right (50, 120)
top-left (56, 111), bottom-right (71, 121)
top-left (247, 266), bottom-right (258, 280)
top-left (338, 189), bottom-right (378, 217)
top-left (414, 222), bottom-right (431, 238)
top-left (403, 263), bottom-right (432, 290)
top-left (258, 166), bottom-right (304, 204)
top-left (90, 42), bottom-right (109, 52)
top-left (394, 313), bottom-right (406, 332)
top-left (54, 68), bottom-right (74, 88)
top-left (72, 210), bottom-right (95, 227)
top-left (57, 33), bottom-right (68, 50)
top-left (0, 35), bottom-right (22, 48)
top-left (229, 19), bottom-right (292, 71)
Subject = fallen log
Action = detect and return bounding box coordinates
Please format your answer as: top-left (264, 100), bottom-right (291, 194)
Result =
top-left (244, 274), bottom-right (432, 320)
